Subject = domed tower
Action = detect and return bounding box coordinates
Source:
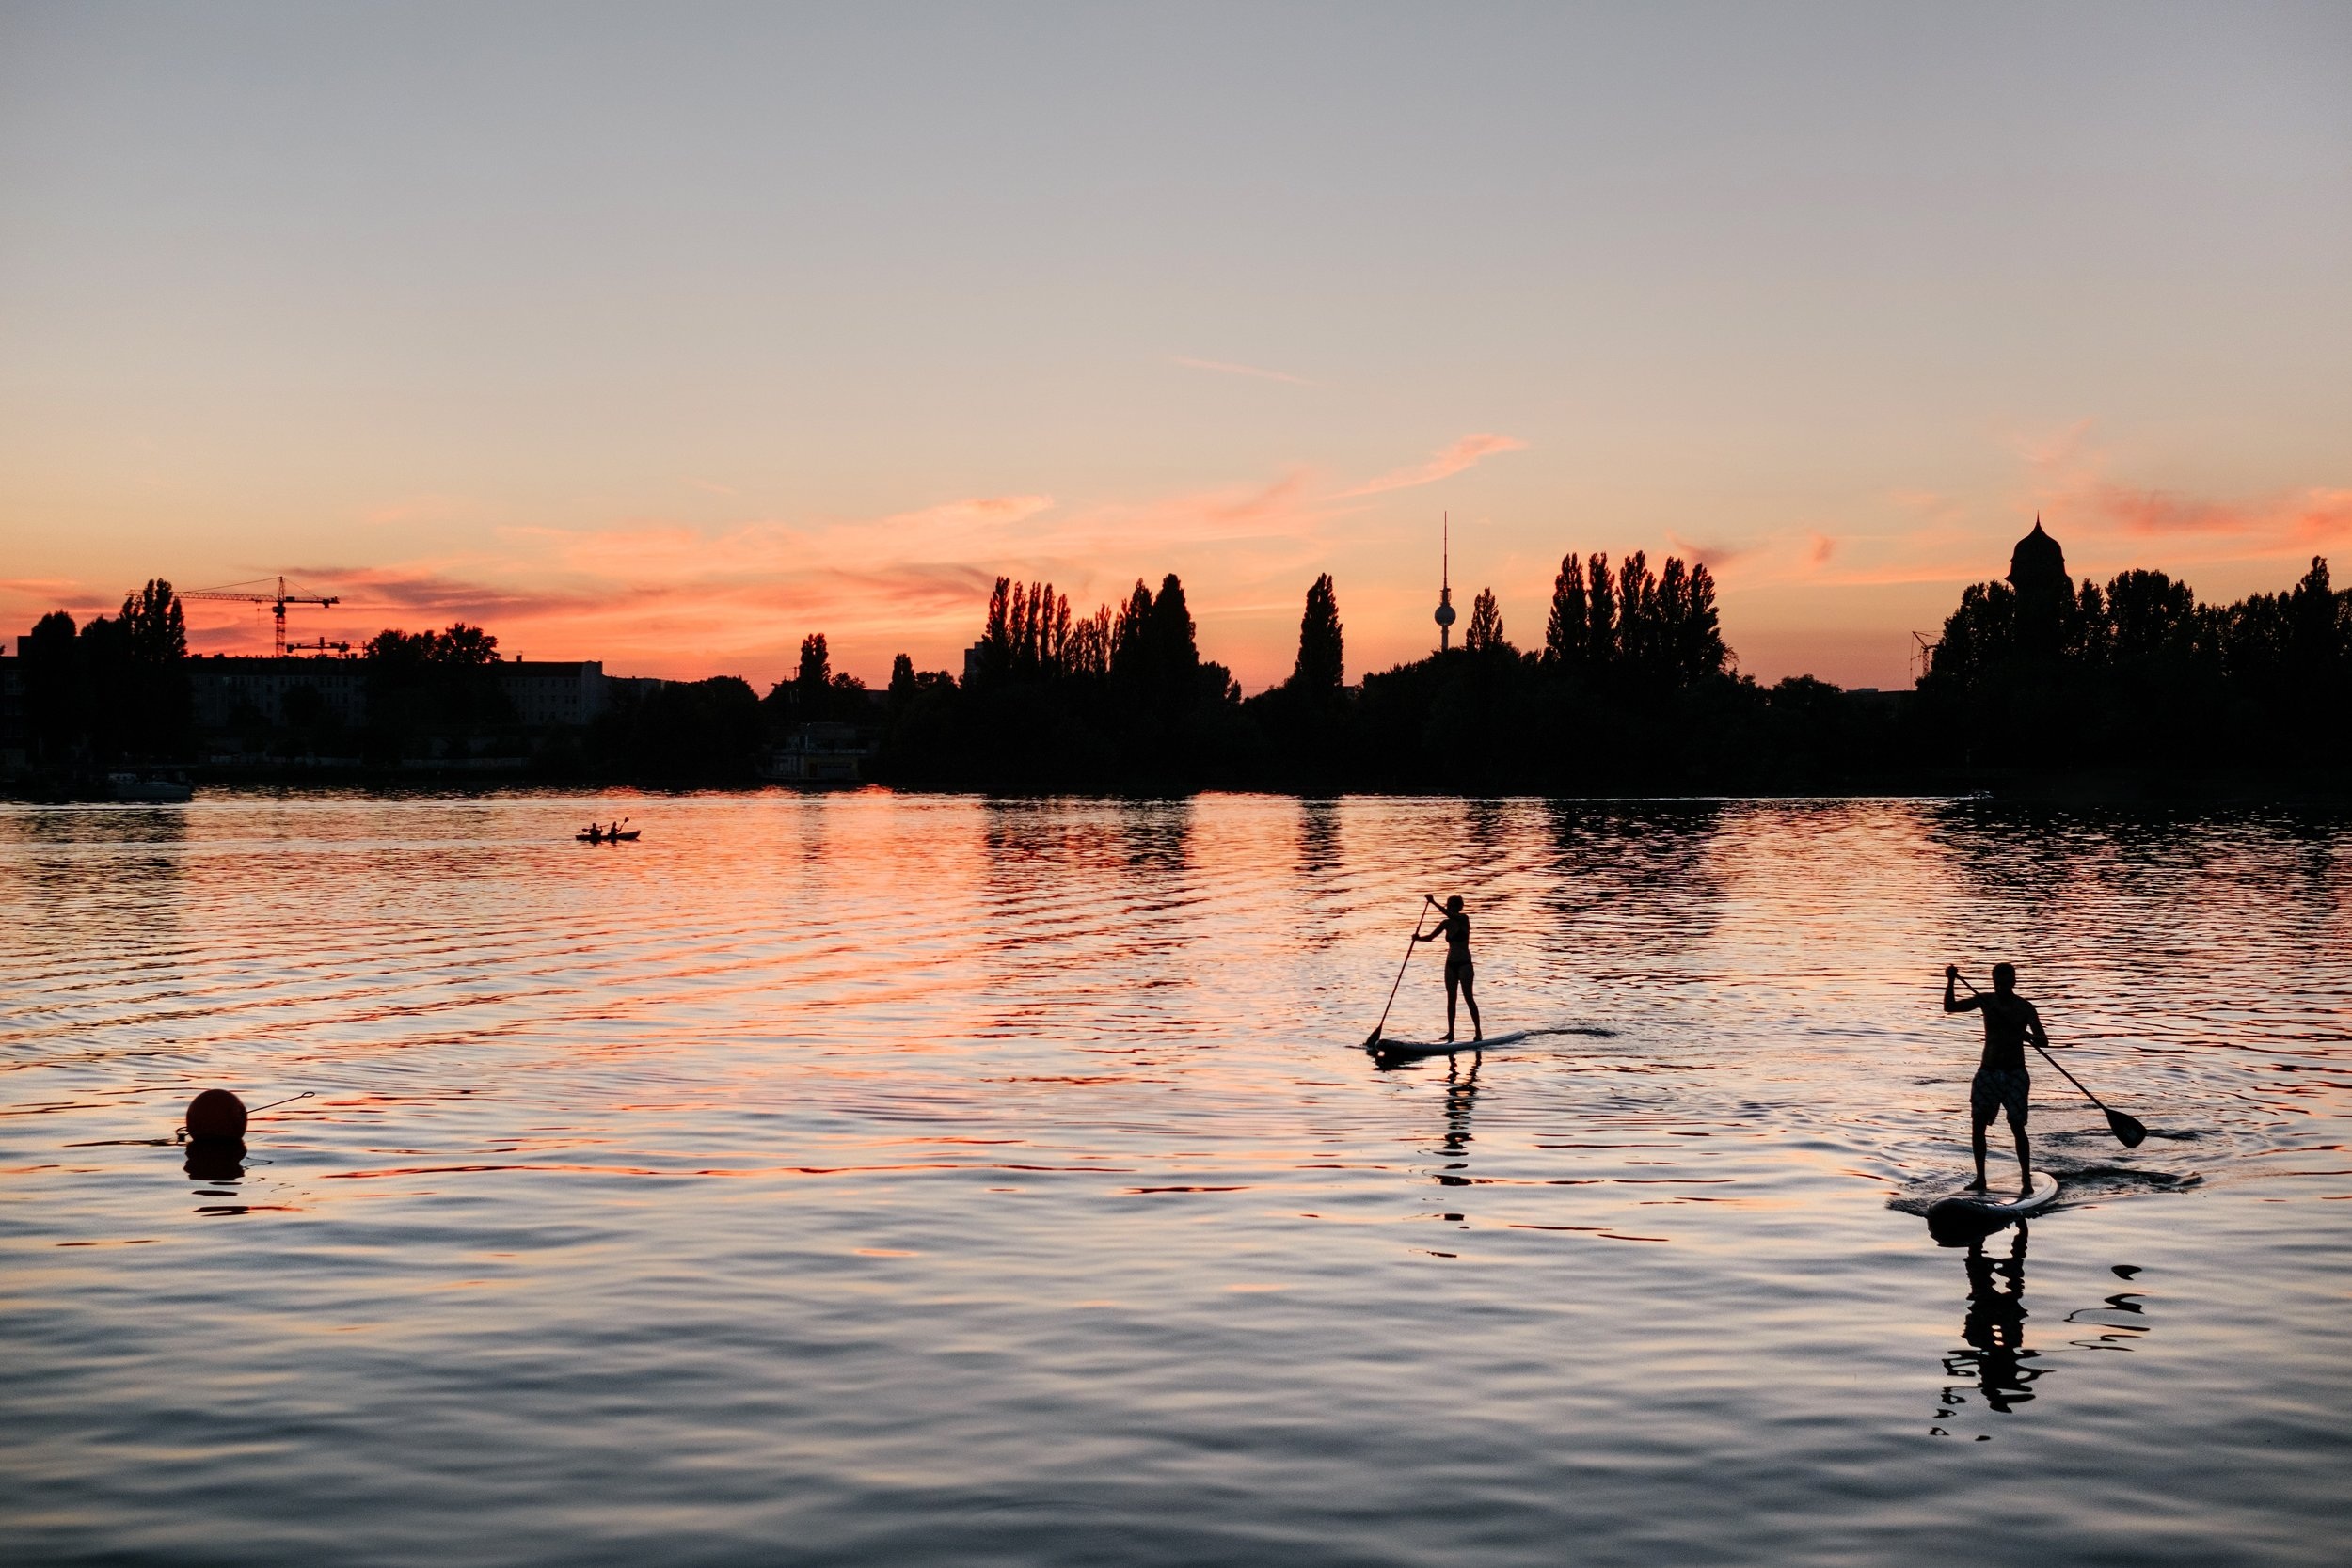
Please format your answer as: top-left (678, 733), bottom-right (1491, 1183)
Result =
top-left (2008, 516), bottom-right (2068, 602)
top-left (1434, 512), bottom-right (1456, 651)
top-left (2007, 515), bottom-right (2074, 657)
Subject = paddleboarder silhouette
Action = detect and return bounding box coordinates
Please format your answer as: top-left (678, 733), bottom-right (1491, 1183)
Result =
top-left (1414, 895), bottom-right (1482, 1044)
top-left (1944, 962), bottom-right (2047, 1198)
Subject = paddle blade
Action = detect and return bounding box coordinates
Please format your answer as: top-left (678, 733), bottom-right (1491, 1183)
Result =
top-left (2107, 1108), bottom-right (2149, 1148)
top-left (1362, 1027), bottom-right (1383, 1050)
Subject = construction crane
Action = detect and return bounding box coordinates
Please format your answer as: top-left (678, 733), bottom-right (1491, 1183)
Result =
top-left (1910, 631), bottom-right (1940, 684)
top-left (183, 577), bottom-right (341, 657)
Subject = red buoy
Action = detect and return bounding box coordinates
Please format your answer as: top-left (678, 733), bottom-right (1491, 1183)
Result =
top-left (186, 1088), bottom-right (247, 1143)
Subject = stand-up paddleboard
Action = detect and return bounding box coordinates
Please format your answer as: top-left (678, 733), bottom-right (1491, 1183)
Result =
top-left (1368, 1030), bottom-right (1533, 1061)
top-left (1926, 1170), bottom-right (2058, 1229)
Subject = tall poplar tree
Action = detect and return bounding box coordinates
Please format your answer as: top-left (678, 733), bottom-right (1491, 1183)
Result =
top-left (1545, 554), bottom-right (1587, 667)
top-left (1289, 574), bottom-right (1344, 696)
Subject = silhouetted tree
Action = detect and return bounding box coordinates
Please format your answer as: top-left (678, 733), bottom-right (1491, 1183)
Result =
top-left (593, 675), bottom-right (762, 782)
top-left (2099, 569), bottom-right (2197, 660)
top-left (1463, 588), bottom-right (1509, 654)
top-left (20, 610), bottom-right (80, 762)
top-left (1146, 574), bottom-right (1200, 684)
top-left (797, 633), bottom-right (831, 691)
top-left (1585, 551), bottom-right (1616, 670)
top-left (1288, 574), bottom-right (1344, 697)
top-left (360, 622), bottom-right (514, 760)
top-left (107, 578), bottom-right (193, 759)
top-left (1669, 560), bottom-right (1728, 682)
top-left (1545, 554), bottom-right (1588, 669)
top-left (121, 579), bottom-right (187, 664)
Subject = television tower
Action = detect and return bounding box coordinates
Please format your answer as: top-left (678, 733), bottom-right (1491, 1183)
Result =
top-left (1433, 512), bottom-right (1456, 651)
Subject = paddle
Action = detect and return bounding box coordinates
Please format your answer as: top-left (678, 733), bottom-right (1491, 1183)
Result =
top-left (1954, 970), bottom-right (2148, 1148)
top-left (1363, 898), bottom-right (1438, 1049)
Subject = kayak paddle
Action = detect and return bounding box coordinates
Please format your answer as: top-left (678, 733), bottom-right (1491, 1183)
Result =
top-left (1956, 972), bottom-right (2148, 1148)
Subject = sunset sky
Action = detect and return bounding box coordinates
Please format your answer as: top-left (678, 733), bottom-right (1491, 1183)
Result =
top-left (4, 4), bottom-right (2347, 690)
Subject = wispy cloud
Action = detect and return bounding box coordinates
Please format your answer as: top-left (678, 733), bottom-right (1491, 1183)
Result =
top-left (1172, 356), bottom-right (1317, 387)
top-left (2014, 420), bottom-right (2352, 561)
top-left (2087, 483), bottom-right (2352, 547)
top-left (1665, 534), bottom-right (1758, 572)
top-left (1341, 433), bottom-right (1527, 498)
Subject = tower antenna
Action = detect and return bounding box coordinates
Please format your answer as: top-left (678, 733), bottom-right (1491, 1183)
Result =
top-left (1433, 512), bottom-right (1457, 653)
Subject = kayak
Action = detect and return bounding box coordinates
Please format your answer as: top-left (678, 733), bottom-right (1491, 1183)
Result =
top-left (577, 831), bottom-right (642, 843)
top-left (1367, 1029), bottom-right (1534, 1060)
top-left (1926, 1170), bottom-right (2058, 1228)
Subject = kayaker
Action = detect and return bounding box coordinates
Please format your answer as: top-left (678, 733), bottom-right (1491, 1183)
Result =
top-left (1413, 895), bottom-right (1482, 1044)
top-left (1944, 962), bottom-right (2046, 1199)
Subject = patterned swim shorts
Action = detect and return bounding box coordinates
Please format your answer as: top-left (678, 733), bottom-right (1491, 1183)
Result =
top-left (1970, 1067), bottom-right (2030, 1126)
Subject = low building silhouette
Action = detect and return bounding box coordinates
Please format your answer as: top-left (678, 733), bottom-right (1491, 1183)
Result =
top-left (190, 655), bottom-right (370, 733)
top-left (759, 721), bottom-right (870, 783)
top-left (187, 656), bottom-right (658, 737)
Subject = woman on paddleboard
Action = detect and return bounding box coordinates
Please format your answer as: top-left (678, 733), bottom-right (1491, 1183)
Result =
top-left (1944, 962), bottom-right (2047, 1199)
top-left (1414, 895), bottom-right (1482, 1045)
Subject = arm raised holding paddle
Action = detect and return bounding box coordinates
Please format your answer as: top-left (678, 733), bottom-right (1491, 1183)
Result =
top-left (1945, 963), bottom-right (2149, 1197)
top-left (1413, 895), bottom-right (1481, 1045)
top-left (1944, 961), bottom-right (2040, 1197)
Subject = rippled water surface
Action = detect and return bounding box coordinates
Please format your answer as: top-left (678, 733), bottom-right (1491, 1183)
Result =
top-left (4, 792), bottom-right (2348, 1566)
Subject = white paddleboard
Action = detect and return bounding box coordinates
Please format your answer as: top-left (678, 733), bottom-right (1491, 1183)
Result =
top-left (1367, 1029), bottom-right (1533, 1060)
top-left (1927, 1170), bottom-right (2058, 1225)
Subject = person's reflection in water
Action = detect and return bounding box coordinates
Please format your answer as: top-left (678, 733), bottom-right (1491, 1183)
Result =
top-left (1436, 1054), bottom-right (1480, 1187)
top-left (1934, 1224), bottom-right (2043, 1431)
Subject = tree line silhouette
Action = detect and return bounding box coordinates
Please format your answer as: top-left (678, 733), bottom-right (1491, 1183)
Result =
top-left (17, 583), bottom-right (193, 766)
top-left (1921, 530), bottom-right (2350, 775)
top-left (12, 534), bottom-right (2348, 793)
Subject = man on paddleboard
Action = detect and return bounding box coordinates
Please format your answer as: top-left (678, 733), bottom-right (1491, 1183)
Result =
top-left (1414, 895), bottom-right (1482, 1044)
top-left (1944, 962), bottom-right (2046, 1198)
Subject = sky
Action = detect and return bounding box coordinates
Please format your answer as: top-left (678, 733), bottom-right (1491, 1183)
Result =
top-left (3, 3), bottom-right (2347, 690)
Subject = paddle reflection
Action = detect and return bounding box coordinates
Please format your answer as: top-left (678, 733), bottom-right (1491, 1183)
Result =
top-left (1929, 1223), bottom-right (2166, 1436)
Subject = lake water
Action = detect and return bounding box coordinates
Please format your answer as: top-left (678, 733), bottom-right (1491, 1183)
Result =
top-left (3, 792), bottom-right (2347, 1566)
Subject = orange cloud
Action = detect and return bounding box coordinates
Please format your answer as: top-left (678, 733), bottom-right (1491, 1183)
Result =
top-left (2293, 489), bottom-right (2352, 546)
top-left (1341, 433), bottom-right (1526, 497)
top-left (2080, 483), bottom-right (2352, 555)
top-left (1664, 534), bottom-right (1757, 573)
top-left (2090, 484), bottom-right (2247, 535)
top-left (2011, 419), bottom-right (2351, 561)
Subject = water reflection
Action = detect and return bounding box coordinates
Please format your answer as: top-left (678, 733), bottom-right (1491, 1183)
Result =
top-left (1930, 1227), bottom-right (2165, 1437)
top-left (1436, 1054), bottom-right (1481, 1185)
top-left (18, 805), bottom-right (190, 965)
top-left (0, 793), bottom-right (2338, 1567)
top-left (2063, 1264), bottom-right (2155, 1354)
top-left (1936, 1226), bottom-right (2042, 1427)
top-left (182, 1135), bottom-right (256, 1216)
top-left (1537, 801), bottom-right (1727, 953)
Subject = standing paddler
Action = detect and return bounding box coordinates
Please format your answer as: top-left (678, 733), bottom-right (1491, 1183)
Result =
top-left (1943, 962), bottom-right (2047, 1198)
top-left (1414, 895), bottom-right (1482, 1045)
